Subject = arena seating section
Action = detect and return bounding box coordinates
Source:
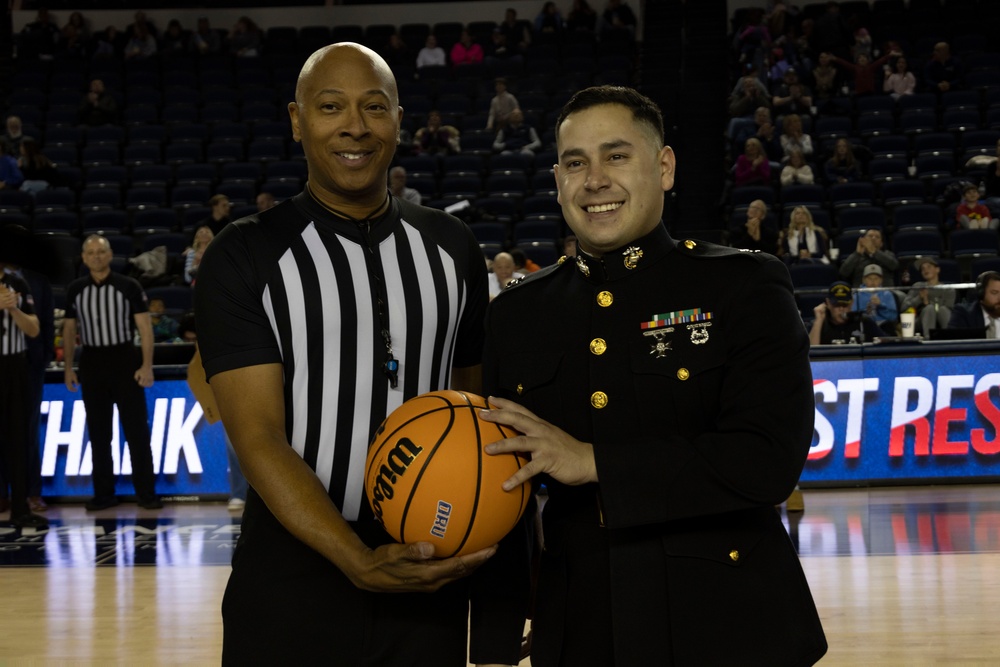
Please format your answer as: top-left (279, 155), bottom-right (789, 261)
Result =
top-left (726, 0), bottom-right (1000, 323)
top-left (1, 17), bottom-right (637, 313)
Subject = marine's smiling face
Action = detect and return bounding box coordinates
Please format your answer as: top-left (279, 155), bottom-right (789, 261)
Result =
top-left (554, 104), bottom-right (674, 257)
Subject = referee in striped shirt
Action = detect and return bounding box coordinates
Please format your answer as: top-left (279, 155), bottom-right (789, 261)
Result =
top-left (63, 235), bottom-right (162, 511)
top-left (1, 255), bottom-right (47, 528)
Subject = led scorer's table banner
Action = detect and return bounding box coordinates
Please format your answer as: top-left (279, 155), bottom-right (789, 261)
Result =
top-left (804, 350), bottom-right (1000, 485)
top-left (37, 347), bottom-right (1000, 496)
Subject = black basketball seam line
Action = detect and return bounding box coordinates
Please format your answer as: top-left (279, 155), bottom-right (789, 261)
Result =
top-left (398, 395), bottom-right (458, 547)
top-left (367, 394), bottom-right (455, 527)
top-left (450, 392), bottom-right (483, 557)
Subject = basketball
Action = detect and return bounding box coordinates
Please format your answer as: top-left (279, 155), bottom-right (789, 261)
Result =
top-left (364, 390), bottom-right (531, 557)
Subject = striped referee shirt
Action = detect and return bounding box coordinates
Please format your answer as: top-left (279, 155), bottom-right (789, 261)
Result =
top-left (64, 273), bottom-right (149, 347)
top-left (1, 272), bottom-right (35, 356)
top-left (196, 192), bottom-right (488, 521)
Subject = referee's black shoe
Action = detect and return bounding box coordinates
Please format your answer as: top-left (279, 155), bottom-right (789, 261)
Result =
top-left (85, 496), bottom-right (120, 511)
top-left (138, 496), bottom-right (163, 510)
top-left (12, 512), bottom-right (49, 529)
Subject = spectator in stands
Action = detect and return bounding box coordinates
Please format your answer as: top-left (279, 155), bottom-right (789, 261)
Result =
top-left (810, 281), bottom-right (883, 344)
top-left (729, 73), bottom-right (772, 120)
top-left (499, 8), bottom-right (531, 54)
top-left (486, 77), bottom-right (520, 132)
top-left (91, 25), bottom-right (125, 60)
top-left (779, 113), bottom-right (814, 161)
top-left (382, 33), bottom-right (412, 72)
top-left (492, 109), bottom-right (542, 155)
top-left (124, 21), bottom-right (158, 60)
top-left (831, 51), bottom-right (895, 96)
top-left (824, 138), bottom-right (860, 183)
top-left (924, 42), bottom-right (963, 93)
top-left (732, 107), bottom-right (782, 166)
top-left (903, 257), bottom-right (956, 336)
top-left (734, 137), bottom-right (771, 187)
top-left (602, 0), bottom-right (639, 40)
top-left (956, 184), bottom-right (999, 230)
top-left (488, 251), bottom-right (523, 300)
top-left (388, 166), bottom-right (422, 205)
top-left (484, 28), bottom-right (517, 68)
top-left (730, 199), bottom-right (779, 253)
top-left (57, 12), bottom-right (88, 60)
top-left (19, 8), bottom-right (60, 61)
top-left (416, 35), bottom-right (446, 69)
top-left (811, 51), bottom-right (839, 105)
top-left (850, 27), bottom-right (872, 62)
top-left (947, 271), bottom-right (1000, 336)
top-left (567, 0), bottom-right (598, 32)
top-left (883, 55), bottom-right (915, 99)
top-left (18, 138), bottom-right (58, 194)
top-left (256, 192), bottom-right (276, 212)
top-left (854, 265), bottom-right (898, 336)
top-left (189, 17), bottom-right (221, 55)
top-left (509, 247), bottom-right (540, 273)
top-left (771, 69), bottom-right (813, 117)
top-left (183, 225), bottom-right (215, 286)
top-left (767, 47), bottom-right (792, 86)
top-left (534, 2), bottom-right (565, 38)
top-left (780, 149), bottom-right (815, 186)
top-left (228, 17), bottom-right (262, 58)
top-left (840, 228), bottom-right (898, 286)
top-left (149, 299), bottom-right (180, 343)
top-left (733, 8), bottom-right (771, 75)
top-left (0, 141), bottom-right (24, 191)
top-left (1, 116), bottom-right (24, 156)
top-left (413, 110), bottom-right (460, 155)
top-left (198, 195), bottom-right (232, 236)
top-left (77, 78), bottom-right (118, 126)
top-left (450, 29), bottom-right (484, 67)
top-left (778, 206), bottom-right (827, 264)
top-left (126, 11), bottom-right (158, 41)
top-left (159, 19), bottom-right (189, 56)
top-left (983, 139), bottom-right (1000, 218)
top-left (812, 2), bottom-right (852, 61)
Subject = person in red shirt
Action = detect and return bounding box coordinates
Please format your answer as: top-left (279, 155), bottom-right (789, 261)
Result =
top-left (956, 184), bottom-right (999, 230)
top-left (450, 29), bottom-right (483, 66)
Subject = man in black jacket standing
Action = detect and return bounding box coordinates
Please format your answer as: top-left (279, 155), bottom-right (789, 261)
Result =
top-left (482, 86), bottom-right (827, 666)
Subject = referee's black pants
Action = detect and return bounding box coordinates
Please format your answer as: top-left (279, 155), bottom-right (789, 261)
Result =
top-left (79, 345), bottom-right (157, 500)
top-left (0, 354), bottom-right (31, 517)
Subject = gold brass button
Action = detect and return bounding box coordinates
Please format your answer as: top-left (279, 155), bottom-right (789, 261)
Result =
top-left (597, 291), bottom-right (613, 307)
top-left (557, 255), bottom-right (567, 264)
top-left (590, 338), bottom-right (607, 355)
top-left (729, 550), bottom-right (739, 562)
top-left (677, 368), bottom-right (690, 381)
top-left (684, 239), bottom-right (697, 250)
top-left (590, 391), bottom-right (608, 409)
top-left (516, 383), bottom-right (523, 395)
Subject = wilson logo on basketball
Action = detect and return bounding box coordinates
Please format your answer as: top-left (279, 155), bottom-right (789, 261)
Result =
top-left (369, 438), bottom-right (424, 524)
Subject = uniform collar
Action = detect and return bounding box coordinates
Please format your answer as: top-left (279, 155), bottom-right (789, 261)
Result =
top-left (573, 222), bottom-right (675, 284)
top-left (293, 187), bottom-right (399, 244)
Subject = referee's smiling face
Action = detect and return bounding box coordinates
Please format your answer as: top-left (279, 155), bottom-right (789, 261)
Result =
top-left (289, 44), bottom-right (403, 217)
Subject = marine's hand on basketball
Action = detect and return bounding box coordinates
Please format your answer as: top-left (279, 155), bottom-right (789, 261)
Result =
top-left (480, 396), bottom-right (598, 489)
top-left (349, 541), bottom-right (496, 593)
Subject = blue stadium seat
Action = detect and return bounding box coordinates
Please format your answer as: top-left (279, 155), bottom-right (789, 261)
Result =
top-left (892, 229), bottom-right (944, 260)
top-left (828, 182), bottom-right (876, 209)
top-left (893, 204), bottom-right (942, 231)
top-left (837, 206), bottom-right (887, 233)
top-left (950, 229), bottom-right (999, 258)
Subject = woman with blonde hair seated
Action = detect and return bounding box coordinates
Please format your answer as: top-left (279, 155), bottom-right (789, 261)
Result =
top-left (778, 205), bottom-right (829, 264)
top-left (780, 148), bottom-right (814, 186)
top-left (778, 113), bottom-right (814, 162)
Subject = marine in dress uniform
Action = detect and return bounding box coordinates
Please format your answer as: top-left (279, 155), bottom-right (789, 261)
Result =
top-left (481, 86), bottom-right (827, 666)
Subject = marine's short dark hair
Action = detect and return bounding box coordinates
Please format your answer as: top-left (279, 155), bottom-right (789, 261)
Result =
top-left (555, 85), bottom-right (665, 148)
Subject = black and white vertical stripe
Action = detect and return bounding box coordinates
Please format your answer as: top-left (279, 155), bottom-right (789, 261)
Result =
top-left (261, 216), bottom-right (468, 520)
top-left (0, 288), bottom-right (27, 356)
top-left (73, 283), bottom-right (134, 347)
